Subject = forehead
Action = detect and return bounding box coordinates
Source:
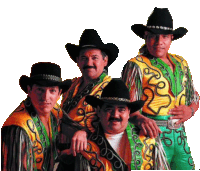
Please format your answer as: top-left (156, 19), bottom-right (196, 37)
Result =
top-left (101, 103), bottom-right (128, 109)
top-left (32, 84), bottom-right (59, 89)
top-left (79, 48), bottom-right (102, 56)
top-left (145, 31), bottom-right (173, 37)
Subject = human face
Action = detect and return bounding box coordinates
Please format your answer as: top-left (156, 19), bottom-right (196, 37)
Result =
top-left (145, 31), bottom-right (173, 59)
top-left (98, 103), bottom-right (130, 134)
top-left (77, 48), bottom-right (108, 81)
top-left (28, 84), bottom-right (61, 115)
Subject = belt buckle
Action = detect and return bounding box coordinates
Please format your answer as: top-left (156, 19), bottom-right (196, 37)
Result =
top-left (167, 119), bottom-right (182, 129)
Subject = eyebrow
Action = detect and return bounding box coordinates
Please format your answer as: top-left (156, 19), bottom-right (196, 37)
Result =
top-left (104, 104), bottom-right (127, 108)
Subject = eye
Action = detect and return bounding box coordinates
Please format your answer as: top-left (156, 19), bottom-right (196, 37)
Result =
top-left (80, 56), bottom-right (88, 61)
top-left (147, 34), bottom-right (156, 39)
top-left (50, 88), bottom-right (57, 93)
top-left (36, 87), bottom-right (44, 93)
top-left (104, 108), bottom-right (113, 113)
top-left (92, 56), bottom-right (98, 60)
top-left (118, 107), bottom-right (126, 112)
top-left (163, 35), bottom-right (169, 38)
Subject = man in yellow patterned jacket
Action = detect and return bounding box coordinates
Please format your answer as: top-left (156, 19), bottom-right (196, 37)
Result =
top-left (122, 7), bottom-right (199, 170)
top-left (1, 62), bottom-right (71, 171)
top-left (57, 29), bottom-right (119, 170)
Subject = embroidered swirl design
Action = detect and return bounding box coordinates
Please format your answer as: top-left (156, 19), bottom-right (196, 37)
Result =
top-left (27, 119), bottom-right (43, 163)
top-left (136, 56), bottom-right (171, 115)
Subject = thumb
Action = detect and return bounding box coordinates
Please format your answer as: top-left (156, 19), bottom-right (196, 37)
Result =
top-left (61, 149), bottom-right (72, 155)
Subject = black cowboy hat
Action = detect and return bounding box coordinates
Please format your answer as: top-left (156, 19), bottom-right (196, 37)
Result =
top-left (85, 78), bottom-right (144, 113)
top-left (19, 62), bottom-right (71, 93)
top-left (131, 7), bottom-right (188, 40)
top-left (65, 29), bottom-right (119, 67)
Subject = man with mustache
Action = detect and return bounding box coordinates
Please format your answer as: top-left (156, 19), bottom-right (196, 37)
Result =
top-left (77, 79), bottom-right (168, 170)
top-left (1, 62), bottom-right (72, 170)
top-left (57, 29), bottom-right (119, 170)
top-left (122, 7), bottom-right (199, 170)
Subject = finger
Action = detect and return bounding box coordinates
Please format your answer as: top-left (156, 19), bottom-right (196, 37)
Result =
top-left (84, 141), bottom-right (88, 150)
top-left (169, 110), bottom-right (183, 115)
top-left (61, 149), bottom-right (72, 155)
top-left (71, 139), bottom-right (77, 156)
top-left (153, 122), bottom-right (162, 134)
top-left (141, 123), bottom-right (148, 136)
top-left (171, 115), bottom-right (184, 120)
top-left (145, 124), bottom-right (155, 138)
top-left (76, 139), bottom-right (80, 153)
top-left (175, 119), bottom-right (183, 125)
top-left (149, 120), bottom-right (161, 137)
top-left (79, 141), bottom-right (84, 152)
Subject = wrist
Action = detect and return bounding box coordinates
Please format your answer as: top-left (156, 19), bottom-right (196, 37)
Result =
top-left (190, 107), bottom-right (194, 117)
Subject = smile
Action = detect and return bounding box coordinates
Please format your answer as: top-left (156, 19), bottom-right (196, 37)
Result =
top-left (40, 103), bottom-right (51, 106)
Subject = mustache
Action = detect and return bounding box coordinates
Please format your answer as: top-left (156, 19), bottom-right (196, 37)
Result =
top-left (83, 66), bottom-right (96, 69)
top-left (109, 117), bottom-right (122, 122)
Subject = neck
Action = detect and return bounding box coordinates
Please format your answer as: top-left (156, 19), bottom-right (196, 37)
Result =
top-left (38, 112), bottom-right (51, 123)
top-left (105, 131), bottom-right (124, 136)
top-left (82, 77), bottom-right (92, 86)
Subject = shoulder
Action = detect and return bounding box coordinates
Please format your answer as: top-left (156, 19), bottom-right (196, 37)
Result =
top-left (169, 53), bottom-right (188, 66)
top-left (51, 103), bottom-right (63, 120)
top-left (3, 101), bottom-right (31, 128)
top-left (125, 55), bottom-right (152, 71)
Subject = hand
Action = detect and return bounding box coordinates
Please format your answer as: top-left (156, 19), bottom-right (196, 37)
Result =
top-left (168, 105), bottom-right (192, 125)
top-left (70, 130), bottom-right (87, 156)
top-left (137, 115), bottom-right (162, 138)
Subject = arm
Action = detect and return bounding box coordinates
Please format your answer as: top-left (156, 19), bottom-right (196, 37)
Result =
top-left (169, 62), bottom-right (199, 124)
top-left (122, 61), bottom-right (161, 138)
top-left (1, 126), bottom-right (34, 171)
top-left (59, 112), bottom-right (88, 157)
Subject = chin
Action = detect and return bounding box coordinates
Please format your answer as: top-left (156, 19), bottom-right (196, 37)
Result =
top-left (38, 108), bottom-right (52, 115)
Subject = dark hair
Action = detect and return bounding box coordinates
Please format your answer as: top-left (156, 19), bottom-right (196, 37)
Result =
top-left (27, 83), bottom-right (62, 91)
top-left (139, 44), bottom-right (154, 59)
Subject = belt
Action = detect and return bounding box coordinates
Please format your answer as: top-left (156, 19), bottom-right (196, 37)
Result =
top-left (142, 112), bottom-right (182, 129)
top-left (155, 119), bottom-right (183, 129)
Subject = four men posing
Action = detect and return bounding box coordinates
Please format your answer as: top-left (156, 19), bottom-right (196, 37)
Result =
top-left (2, 7), bottom-right (199, 170)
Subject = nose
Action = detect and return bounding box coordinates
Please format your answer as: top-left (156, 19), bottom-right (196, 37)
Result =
top-left (87, 57), bottom-right (93, 66)
top-left (155, 35), bottom-right (163, 45)
top-left (111, 108), bottom-right (120, 118)
top-left (41, 90), bottom-right (50, 101)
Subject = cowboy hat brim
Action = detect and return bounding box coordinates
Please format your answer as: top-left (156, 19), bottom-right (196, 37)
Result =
top-left (19, 75), bottom-right (71, 94)
top-left (131, 24), bottom-right (188, 40)
top-left (85, 95), bottom-right (144, 113)
top-left (65, 43), bottom-right (119, 67)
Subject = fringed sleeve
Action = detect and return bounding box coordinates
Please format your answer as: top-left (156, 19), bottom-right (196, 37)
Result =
top-left (1, 126), bottom-right (35, 171)
top-left (121, 61), bottom-right (143, 102)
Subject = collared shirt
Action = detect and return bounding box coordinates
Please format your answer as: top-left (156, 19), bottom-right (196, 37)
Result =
top-left (122, 53), bottom-right (198, 116)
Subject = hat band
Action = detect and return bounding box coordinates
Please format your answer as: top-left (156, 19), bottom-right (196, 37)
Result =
top-left (101, 97), bottom-right (130, 102)
top-left (31, 74), bottom-right (62, 82)
top-left (81, 45), bottom-right (97, 48)
top-left (147, 25), bottom-right (173, 31)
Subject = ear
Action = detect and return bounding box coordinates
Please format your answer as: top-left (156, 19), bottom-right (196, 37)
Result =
top-left (76, 56), bottom-right (79, 63)
top-left (128, 108), bottom-right (130, 119)
top-left (27, 85), bottom-right (31, 95)
top-left (144, 31), bottom-right (148, 39)
top-left (58, 89), bottom-right (62, 96)
top-left (103, 56), bottom-right (108, 67)
top-left (171, 35), bottom-right (174, 41)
